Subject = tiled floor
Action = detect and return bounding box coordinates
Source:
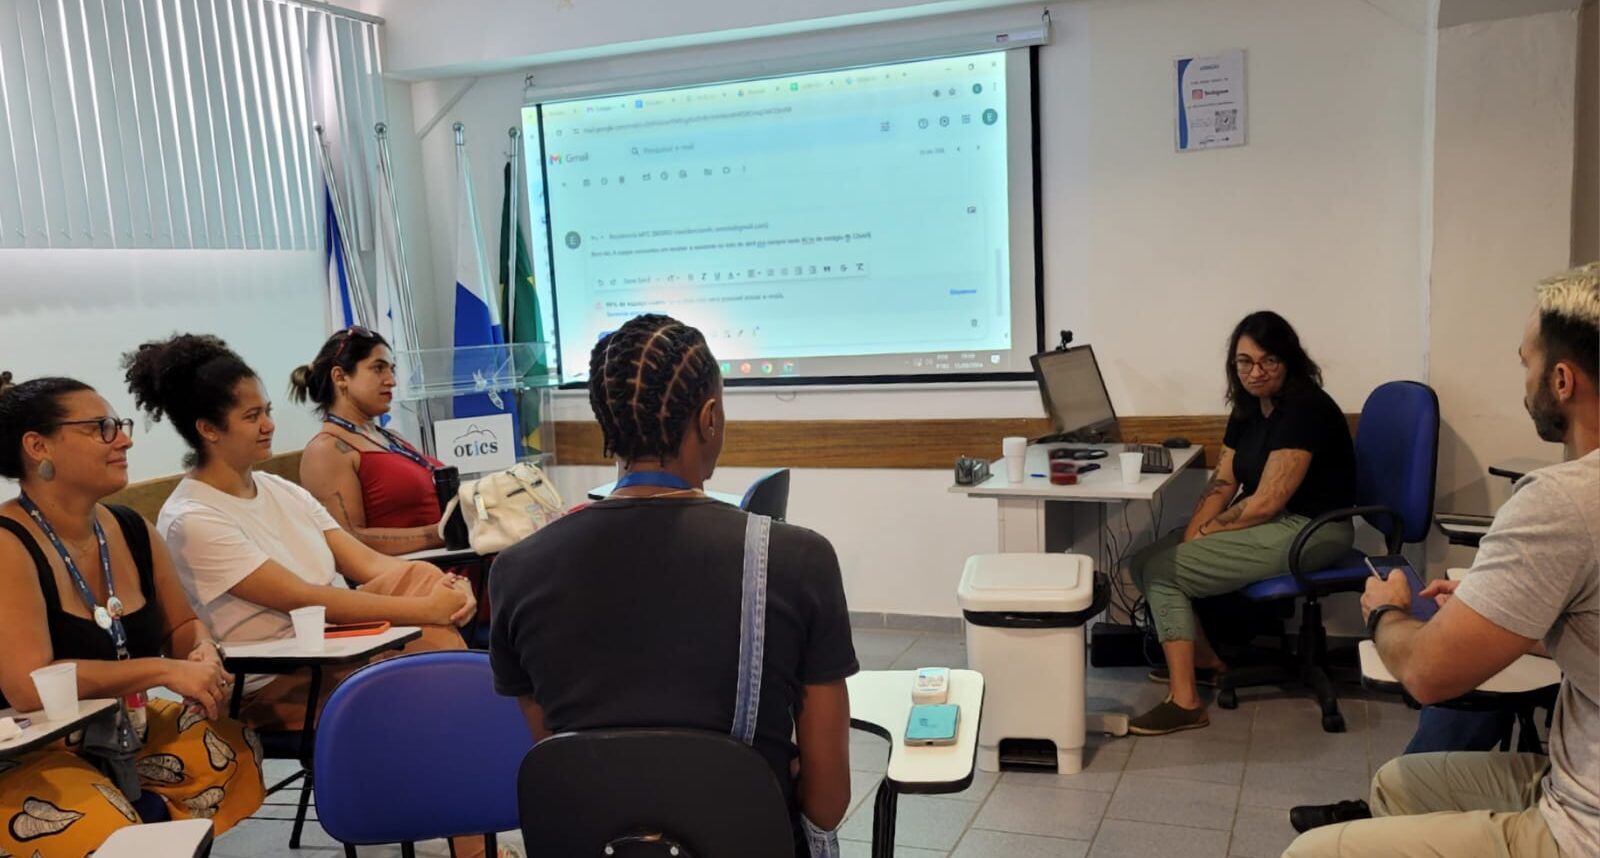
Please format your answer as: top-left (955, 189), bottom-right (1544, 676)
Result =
top-left (211, 628), bottom-right (1421, 858)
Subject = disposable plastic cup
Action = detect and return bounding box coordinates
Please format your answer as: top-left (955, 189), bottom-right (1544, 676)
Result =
top-left (30, 663), bottom-right (78, 722)
top-left (1120, 452), bottom-right (1144, 484)
top-left (290, 606), bottom-right (327, 652)
top-left (1002, 436), bottom-right (1027, 483)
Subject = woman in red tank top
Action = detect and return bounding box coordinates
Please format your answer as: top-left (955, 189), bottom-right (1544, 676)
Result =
top-left (290, 328), bottom-right (446, 555)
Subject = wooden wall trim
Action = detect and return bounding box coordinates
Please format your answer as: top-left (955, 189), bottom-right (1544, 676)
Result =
top-left (552, 415), bottom-right (1360, 470)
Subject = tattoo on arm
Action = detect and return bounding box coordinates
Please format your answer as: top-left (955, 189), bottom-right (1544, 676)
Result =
top-left (332, 438), bottom-right (353, 454)
top-left (1191, 476), bottom-right (1236, 513)
top-left (331, 490), bottom-right (427, 544)
top-left (1257, 451), bottom-right (1312, 506)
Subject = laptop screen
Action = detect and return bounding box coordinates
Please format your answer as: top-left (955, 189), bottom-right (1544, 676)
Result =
top-left (1032, 347), bottom-right (1117, 438)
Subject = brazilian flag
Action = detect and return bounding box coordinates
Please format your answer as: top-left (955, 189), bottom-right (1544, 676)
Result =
top-left (498, 161), bottom-right (549, 455)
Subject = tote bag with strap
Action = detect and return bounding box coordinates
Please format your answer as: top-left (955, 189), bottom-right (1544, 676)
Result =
top-left (437, 462), bottom-right (564, 554)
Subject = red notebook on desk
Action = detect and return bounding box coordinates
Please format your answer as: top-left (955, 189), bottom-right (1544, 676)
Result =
top-left (325, 621), bottom-right (391, 639)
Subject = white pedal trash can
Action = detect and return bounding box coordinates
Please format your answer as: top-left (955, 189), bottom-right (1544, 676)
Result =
top-left (958, 553), bottom-right (1104, 774)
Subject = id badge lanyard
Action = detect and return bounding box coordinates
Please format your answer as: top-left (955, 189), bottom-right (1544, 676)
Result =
top-left (18, 493), bottom-right (147, 732)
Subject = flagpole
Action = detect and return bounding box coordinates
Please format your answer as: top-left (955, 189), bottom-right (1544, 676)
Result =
top-left (314, 123), bottom-right (375, 328)
top-left (505, 126), bottom-right (521, 341)
top-left (375, 122), bottom-right (420, 353)
top-left (453, 122), bottom-right (500, 322)
top-left (374, 121), bottom-right (436, 457)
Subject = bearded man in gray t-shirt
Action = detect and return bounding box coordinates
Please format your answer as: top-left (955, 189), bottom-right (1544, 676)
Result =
top-left (1285, 263), bottom-right (1600, 858)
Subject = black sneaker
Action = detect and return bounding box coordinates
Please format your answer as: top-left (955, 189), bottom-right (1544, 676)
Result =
top-left (1127, 697), bottom-right (1209, 735)
top-left (1289, 800), bottom-right (1372, 833)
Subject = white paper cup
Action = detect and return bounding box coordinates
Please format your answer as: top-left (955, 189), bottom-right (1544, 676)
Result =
top-left (289, 606), bottom-right (327, 652)
top-left (1120, 452), bottom-right (1144, 484)
top-left (30, 663), bottom-right (79, 722)
top-left (1002, 436), bottom-right (1027, 483)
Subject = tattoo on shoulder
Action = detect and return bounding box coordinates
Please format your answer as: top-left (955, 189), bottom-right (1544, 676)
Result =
top-left (332, 438), bottom-right (354, 454)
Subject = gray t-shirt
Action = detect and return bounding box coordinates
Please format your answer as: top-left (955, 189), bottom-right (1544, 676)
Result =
top-left (1457, 451), bottom-right (1599, 857)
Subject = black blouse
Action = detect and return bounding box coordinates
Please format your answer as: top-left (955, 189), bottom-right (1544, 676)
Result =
top-left (0, 505), bottom-right (163, 710)
top-left (1223, 384), bottom-right (1357, 519)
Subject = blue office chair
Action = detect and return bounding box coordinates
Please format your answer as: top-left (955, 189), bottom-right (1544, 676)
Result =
top-left (518, 728), bottom-right (797, 857)
top-left (741, 468), bottom-right (791, 521)
top-left (313, 651), bottom-right (532, 857)
top-left (1215, 381), bottom-right (1439, 732)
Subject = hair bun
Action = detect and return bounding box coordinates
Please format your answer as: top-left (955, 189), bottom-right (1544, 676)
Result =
top-left (0, 371), bottom-right (14, 397)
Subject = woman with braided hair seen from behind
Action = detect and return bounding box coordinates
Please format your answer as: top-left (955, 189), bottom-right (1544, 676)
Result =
top-left (489, 314), bottom-right (858, 855)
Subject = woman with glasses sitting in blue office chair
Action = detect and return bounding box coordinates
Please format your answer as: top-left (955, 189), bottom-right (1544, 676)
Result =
top-left (488, 313), bottom-right (858, 856)
top-left (1127, 311), bottom-right (1356, 735)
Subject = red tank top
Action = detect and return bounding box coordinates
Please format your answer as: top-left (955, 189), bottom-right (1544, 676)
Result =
top-left (357, 449), bottom-right (445, 528)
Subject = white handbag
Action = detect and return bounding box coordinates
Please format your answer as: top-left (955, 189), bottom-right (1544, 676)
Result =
top-left (438, 462), bottom-right (564, 554)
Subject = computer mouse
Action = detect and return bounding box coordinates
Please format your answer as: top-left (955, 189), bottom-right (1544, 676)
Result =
top-left (1163, 437), bottom-right (1192, 449)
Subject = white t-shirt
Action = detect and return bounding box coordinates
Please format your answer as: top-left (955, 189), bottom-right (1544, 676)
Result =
top-left (159, 474), bottom-right (348, 665)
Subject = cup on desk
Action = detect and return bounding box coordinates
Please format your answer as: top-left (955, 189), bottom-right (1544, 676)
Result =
top-left (29, 663), bottom-right (78, 722)
top-left (1002, 436), bottom-right (1027, 483)
top-left (1119, 452), bottom-right (1143, 485)
top-left (289, 606), bottom-right (327, 652)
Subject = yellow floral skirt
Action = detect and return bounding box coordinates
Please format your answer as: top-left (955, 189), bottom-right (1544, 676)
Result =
top-left (0, 699), bottom-right (264, 857)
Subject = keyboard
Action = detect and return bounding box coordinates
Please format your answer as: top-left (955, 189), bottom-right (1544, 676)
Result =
top-left (1136, 444), bottom-right (1173, 474)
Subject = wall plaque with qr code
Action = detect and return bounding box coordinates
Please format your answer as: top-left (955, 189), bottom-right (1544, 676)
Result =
top-left (1175, 50), bottom-right (1246, 151)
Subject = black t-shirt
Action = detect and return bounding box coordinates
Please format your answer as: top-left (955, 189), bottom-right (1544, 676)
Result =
top-left (489, 496), bottom-right (859, 817)
top-left (1222, 384), bottom-right (1356, 518)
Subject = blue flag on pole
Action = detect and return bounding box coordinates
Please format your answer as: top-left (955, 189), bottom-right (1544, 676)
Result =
top-left (325, 186), bottom-right (355, 331)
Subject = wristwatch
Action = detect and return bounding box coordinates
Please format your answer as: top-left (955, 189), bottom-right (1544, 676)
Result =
top-left (1365, 604), bottom-right (1406, 639)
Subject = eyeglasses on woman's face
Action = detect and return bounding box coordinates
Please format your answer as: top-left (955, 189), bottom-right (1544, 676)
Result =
top-left (56, 416), bottom-right (135, 444)
top-left (1234, 355), bottom-right (1283, 377)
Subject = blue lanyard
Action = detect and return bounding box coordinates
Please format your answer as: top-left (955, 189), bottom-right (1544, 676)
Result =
top-left (614, 471), bottom-right (695, 491)
top-left (18, 492), bottom-right (129, 657)
top-left (324, 414), bottom-right (434, 473)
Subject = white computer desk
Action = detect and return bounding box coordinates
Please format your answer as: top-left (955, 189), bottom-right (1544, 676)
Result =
top-left (949, 443), bottom-right (1203, 553)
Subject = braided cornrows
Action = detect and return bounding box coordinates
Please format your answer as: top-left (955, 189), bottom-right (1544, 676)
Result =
top-left (588, 314), bottom-right (719, 464)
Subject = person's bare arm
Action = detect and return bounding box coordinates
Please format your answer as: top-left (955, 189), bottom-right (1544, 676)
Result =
top-left (1184, 446), bottom-right (1240, 542)
top-left (225, 556), bottom-right (464, 627)
top-left (145, 517), bottom-right (211, 659)
top-left (794, 680), bottom-right (852, 830)
top-left (1364, 572), bottom-right (1537, 705)
top-left (300, 434), bottom-right (442, 555)
top-left (0, 529), bottom-right (221, 715)
top-left (321, 529), bottom-right (475, 626)
top-left (516, 696), bottom-right (551, 742)
top-left (1198, 448), bottom-right (1313, 537)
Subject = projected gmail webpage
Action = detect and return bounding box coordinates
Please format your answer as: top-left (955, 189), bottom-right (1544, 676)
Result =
top-left (527, 52), bottom-right (1016, 384)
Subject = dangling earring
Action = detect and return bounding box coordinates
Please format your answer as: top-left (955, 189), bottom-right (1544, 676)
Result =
top-left (38, 460), bottom-right (55, 481)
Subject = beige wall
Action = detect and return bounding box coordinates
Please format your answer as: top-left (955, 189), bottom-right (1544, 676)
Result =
top-left (1426, 9), bottom-right (1581, 574)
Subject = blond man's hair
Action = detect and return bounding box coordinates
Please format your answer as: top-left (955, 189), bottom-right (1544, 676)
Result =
top-left (1534, 262), bottom-right (1599, 380)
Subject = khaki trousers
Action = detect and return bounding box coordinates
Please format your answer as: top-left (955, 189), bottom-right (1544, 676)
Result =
top-left (1282, 752), bottom-right (1564, 858)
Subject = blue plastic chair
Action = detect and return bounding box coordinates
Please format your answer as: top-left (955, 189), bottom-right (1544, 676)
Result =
top-left (1215, 381), bottom-right (1439, 732)
top-left (740, 468), bottom-right (791, 521)
top-left (313, 651), bottom-right (533, 856)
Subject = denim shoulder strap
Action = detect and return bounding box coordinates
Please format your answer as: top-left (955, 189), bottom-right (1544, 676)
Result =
top-left (731, 512), bottom-right (771, 746)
